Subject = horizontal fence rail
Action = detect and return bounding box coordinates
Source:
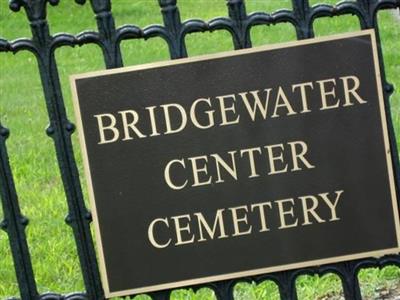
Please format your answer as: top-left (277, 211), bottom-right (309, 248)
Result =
top-left (1, 0), bottom-right (400, 299)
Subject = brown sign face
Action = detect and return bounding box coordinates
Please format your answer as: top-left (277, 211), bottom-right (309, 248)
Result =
top-left (71, 30), bottom-right (399, 298)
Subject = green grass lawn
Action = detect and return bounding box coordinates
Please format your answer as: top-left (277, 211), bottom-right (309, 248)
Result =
top-left (0, 1), bottom-right (399, 299)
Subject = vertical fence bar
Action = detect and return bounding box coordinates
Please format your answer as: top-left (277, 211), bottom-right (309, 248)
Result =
top-left (140, 0), bottom-right (187, 297)
top-left (210, 280), bottom-right (235, 300)
top-left (292, 0), bottom-right (314, 39)
top-left (356, 0), bottom-right (375, 28)
top-left (269, 1), bottom-right (312, 297)
top-left (336, 261), bottom-right (363, 300)
top-left (275, 271), bottom-right (299, 300)
top-left (158, 0), bottom-right (187, 59)
top-left (371, 1), bottom-right (400, 203)
top-left (342, 1), bottom-right (399, 298)
top-left (8, 1), bottom-right (104, 299)
top-left (148, 289), bottom-right (172, 300)
top-left (83, 0), bottom-right (123, 68)
top-left (226, 0), bottom-right (252, 49)
top-left (0, 122), bottom-right (38, 300)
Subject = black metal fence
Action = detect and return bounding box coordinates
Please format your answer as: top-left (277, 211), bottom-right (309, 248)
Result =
top-left (0, 0), bottom-right (399, 299)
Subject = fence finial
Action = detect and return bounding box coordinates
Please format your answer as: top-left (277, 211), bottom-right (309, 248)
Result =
top-left (8, 0), bottom-right (60, 21)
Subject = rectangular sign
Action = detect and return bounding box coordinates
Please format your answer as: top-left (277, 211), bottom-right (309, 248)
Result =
top-left (71, 30), bottom-right (400, 298)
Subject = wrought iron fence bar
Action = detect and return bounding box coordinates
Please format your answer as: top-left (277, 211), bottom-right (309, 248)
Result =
top-left (291, 0), bottom-right (314, 39)
top-left (259, 269), bottom-right (304, 300)
top-left (0, 122), bottom-right (38, 300)
top-left (6, 1), bottom-right (104, 299)
top-left (297, 2), bottom-right (364, 298)
top-left (206, 279), bottom-right (235, 300)
top-left (226, 0), bottom-right (252, 49)
top-left (144, 7), bottom-right (183, 287)
top-left (334, 261), bottom-right (363, 300)
top-left (373, 23), bottom-right (400, 204)
top-left (80, 0), bottom-right (124, 69)
top-left (158, 0), bottom-right (187, 59)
